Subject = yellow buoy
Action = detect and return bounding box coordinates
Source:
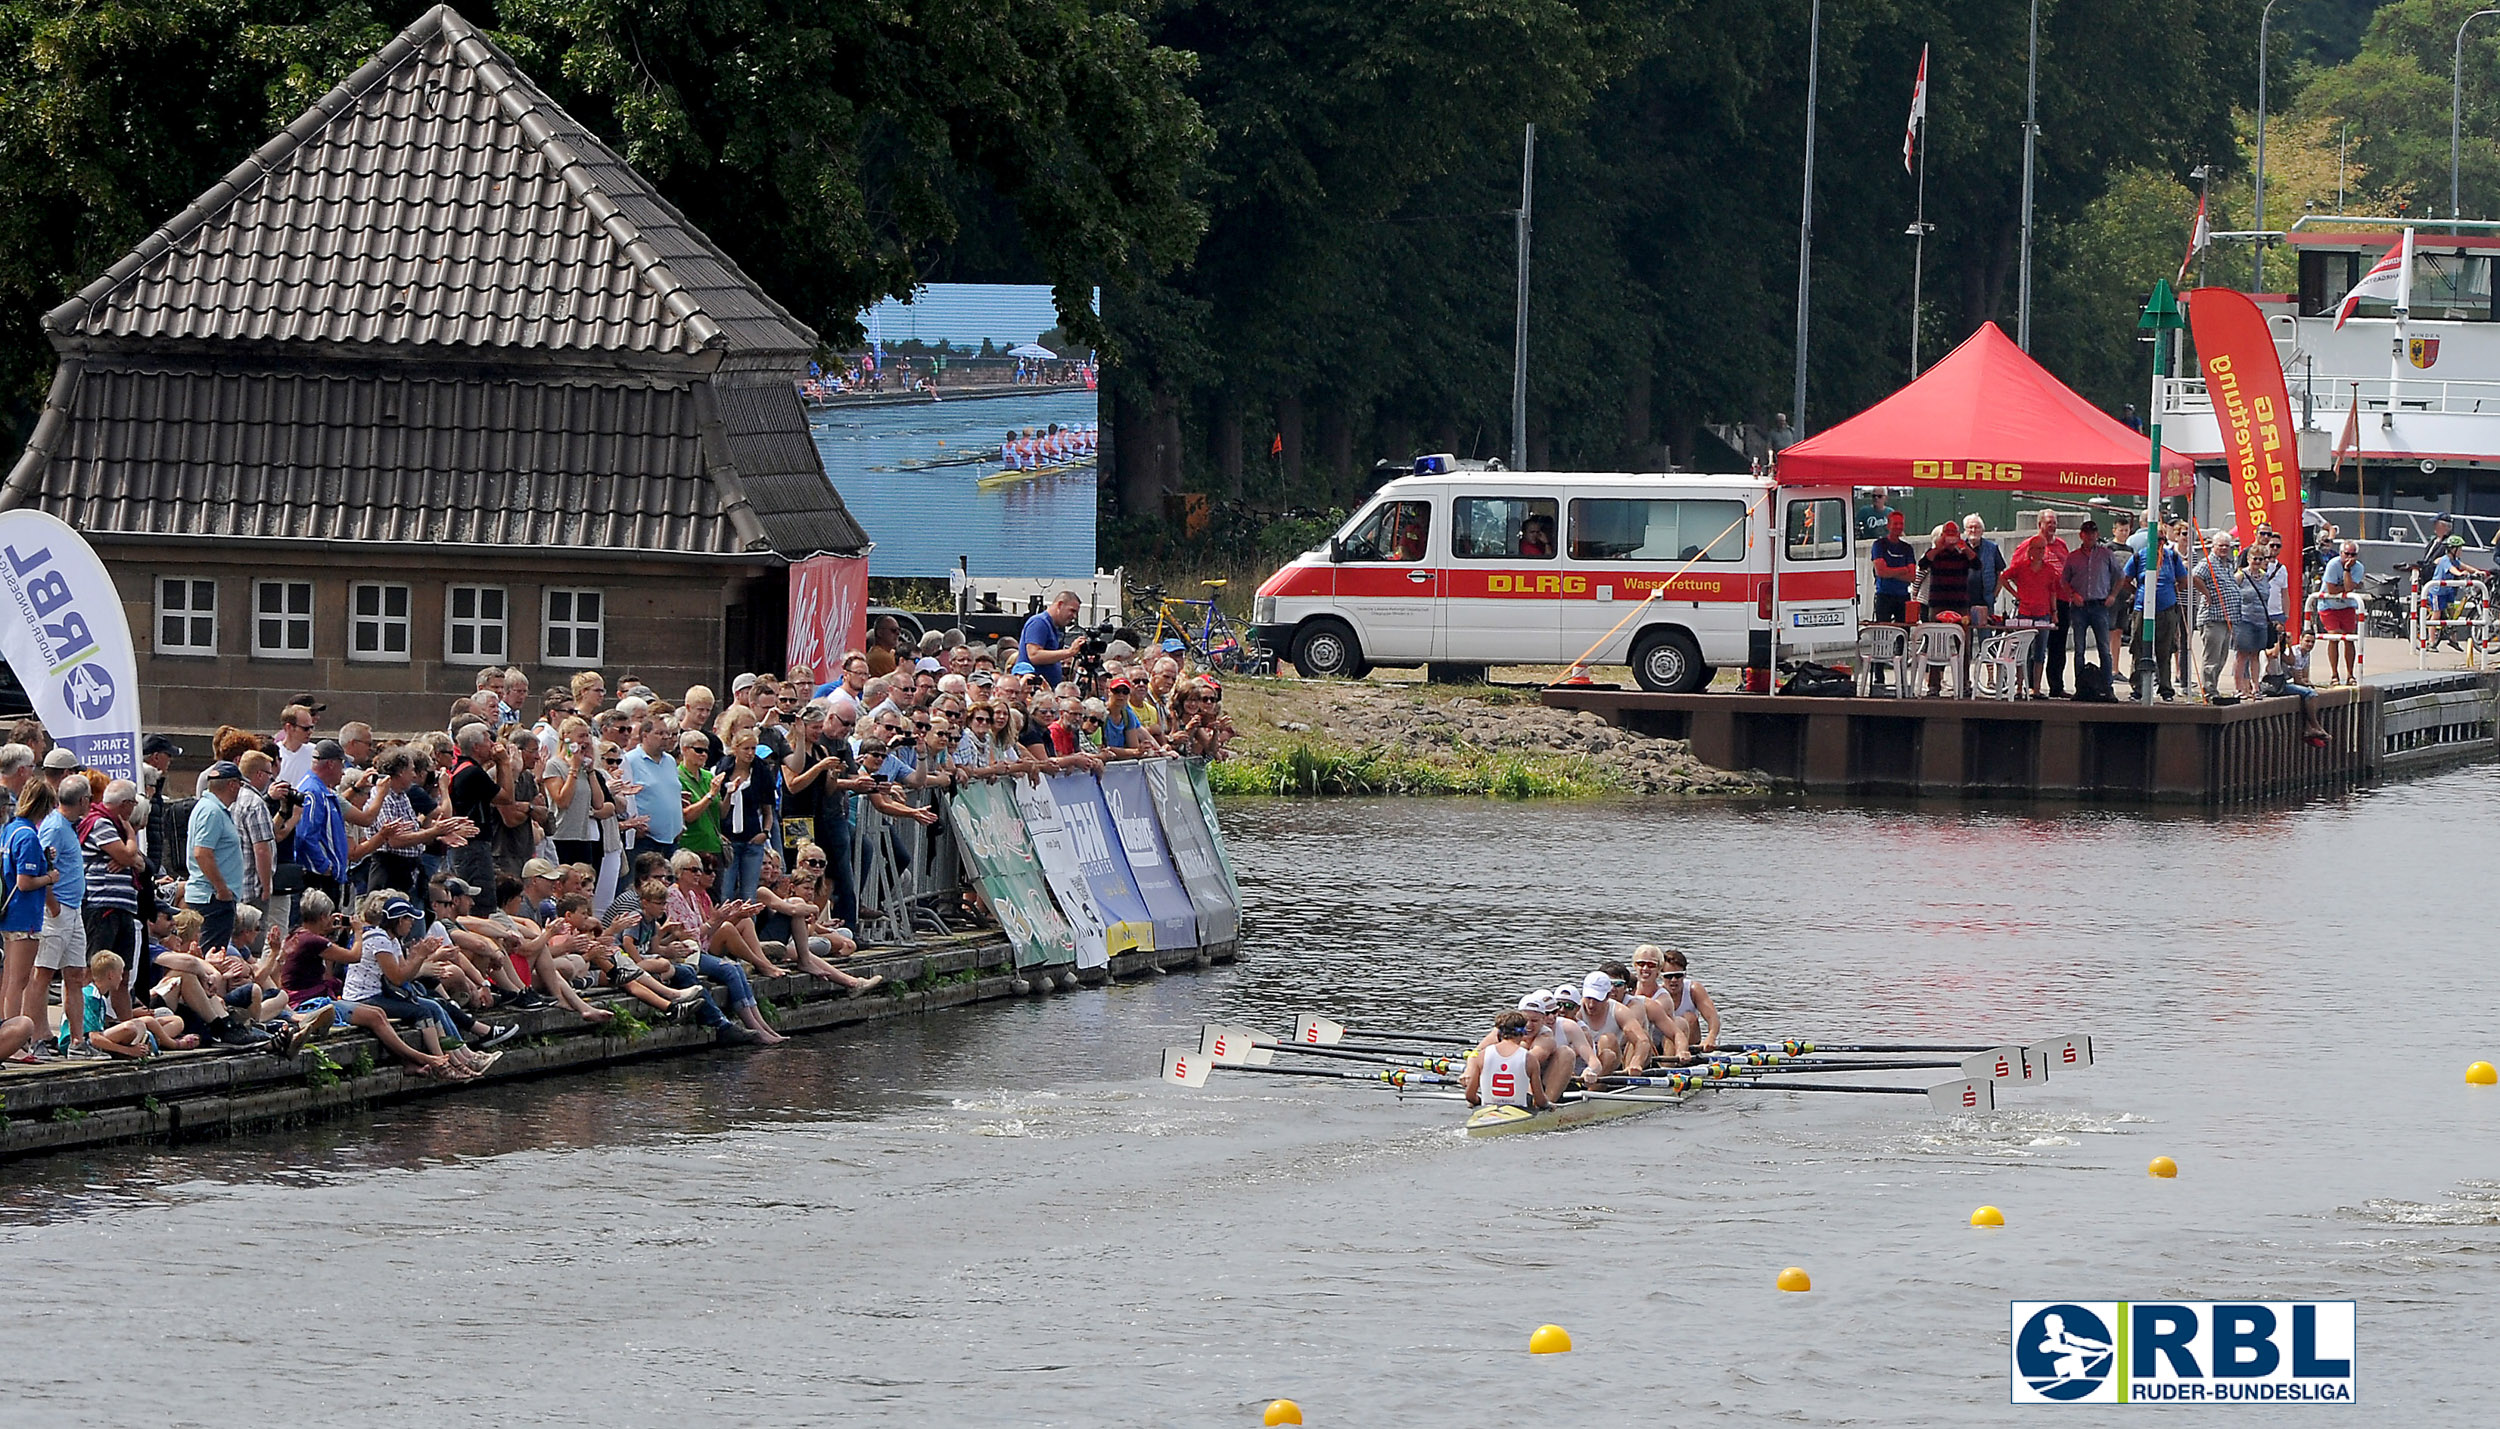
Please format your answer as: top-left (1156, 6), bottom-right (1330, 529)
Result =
top-left (1970, 1205), bottom-right (2005, 1227)
top-left (1528, 1324), bottom-right (1572, 1355)
top-left (2468, 1061), bottom-right (2497, 1086)
top-left (2147, 1156), bottom-right (2178, 1179)
top-left (1776, 1266), bottom-right (1812, 1292)
top-left (1263, 1400), bottom-right (1303, 1426)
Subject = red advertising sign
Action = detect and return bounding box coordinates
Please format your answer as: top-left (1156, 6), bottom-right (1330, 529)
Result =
top-left (786, 554), bottom-right (869, 676)
top-left (2189, 288), bottom-right (2302, 630)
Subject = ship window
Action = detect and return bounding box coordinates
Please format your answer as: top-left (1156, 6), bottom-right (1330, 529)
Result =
top-left (2417, 250), bottom-right (2492, 320)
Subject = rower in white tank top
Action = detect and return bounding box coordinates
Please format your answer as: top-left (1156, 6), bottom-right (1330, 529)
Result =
top-left (1465, 1011), bottom-right (1544, 1109)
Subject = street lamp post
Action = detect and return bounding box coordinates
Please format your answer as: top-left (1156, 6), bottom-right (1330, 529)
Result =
top-left (2456, 9), bottom-right (2500, 230)
top-left (2254, 0), bottom-right (2283, 293)
top-left (1793, 0), bottom-right (1823, 431)
top-left (2017, 0), bottom-right (2038, 349)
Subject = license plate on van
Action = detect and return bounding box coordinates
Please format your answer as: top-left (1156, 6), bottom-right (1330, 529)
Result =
top-left (1789, 608), bottom-right (1846, 628)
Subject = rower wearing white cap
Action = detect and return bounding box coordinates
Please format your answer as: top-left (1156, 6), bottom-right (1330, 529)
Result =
top-left (1463, 1011), bottom-right (1549, 1111)
top-left (1574, 973), bottom-right (1627, 1077)
top-left (1537, 988), bottom-right (1601, 1096)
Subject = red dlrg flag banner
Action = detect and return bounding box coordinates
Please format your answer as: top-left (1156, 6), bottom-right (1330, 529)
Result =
top-left (786, 554), bottom-right (869, 676)
top-left (2188, 287), bottom-right (2302, 629)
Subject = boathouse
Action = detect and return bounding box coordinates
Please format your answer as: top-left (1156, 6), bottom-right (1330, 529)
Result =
top-left (0, 4), bottom-right (866, 734)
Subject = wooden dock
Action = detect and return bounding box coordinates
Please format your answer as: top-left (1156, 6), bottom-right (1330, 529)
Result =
top-left (1544, 671), bottom-right (2499, 806)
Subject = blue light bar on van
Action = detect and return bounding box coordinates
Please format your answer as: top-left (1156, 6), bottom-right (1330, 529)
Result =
top-left (1412, 453), bottom-right (1458, 475)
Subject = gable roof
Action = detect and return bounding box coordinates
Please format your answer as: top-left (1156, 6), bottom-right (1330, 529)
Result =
top-left (45, 3), bottom-right (814, 362)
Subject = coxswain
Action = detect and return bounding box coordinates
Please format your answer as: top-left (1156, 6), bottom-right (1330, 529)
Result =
top-left (1464, 1011), bottom-right (1549, 1110)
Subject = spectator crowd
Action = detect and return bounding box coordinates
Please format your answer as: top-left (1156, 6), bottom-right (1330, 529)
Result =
top-left (0, 600), bottom-right (1235, 1074)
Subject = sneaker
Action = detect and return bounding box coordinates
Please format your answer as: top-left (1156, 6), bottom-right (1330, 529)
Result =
top-left (715, 1024), bottom-right (764, 1047)
top-left (65, 1040), bottom-right (107, 1062)
top-left (28, 1042), bottom-right (63, 1062)
top-left (478, 1023), bottom-right (522, 1049)
top-left (513, 990), bottom-right (556, 1010)
top-left (465, 1049), bottom-right (505, 1073)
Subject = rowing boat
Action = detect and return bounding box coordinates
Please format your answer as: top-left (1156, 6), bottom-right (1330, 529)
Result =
top-left (1462, 1088), bottom-right (1687, 1138)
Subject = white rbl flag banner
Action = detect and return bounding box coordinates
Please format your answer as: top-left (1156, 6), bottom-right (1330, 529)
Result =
top-left (1903, 44), bottom-right (1928, 173)
top-left (2335, 238), bottom-right (2409, 329)
top-left (2175, 190), bottom-right (2209, 282)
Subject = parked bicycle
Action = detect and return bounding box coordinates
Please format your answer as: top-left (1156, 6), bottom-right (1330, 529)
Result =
top-left (1132, 580), bottom-right (1275, 675)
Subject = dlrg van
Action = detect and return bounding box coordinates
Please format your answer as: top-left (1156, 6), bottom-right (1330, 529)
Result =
top-left (1249, 468), bottom-right (1860, 691)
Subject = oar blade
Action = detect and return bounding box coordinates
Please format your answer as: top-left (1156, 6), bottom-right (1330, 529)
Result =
top-left (1198, 1024), bottom-right (1262, 1064)
top-left (1960, 1046), bottom-right (2046, 1086)
top-left (1928, 1077), bottom-right (1995, 1115)
top-left (2027, 1033), bottom-right (2095, 1073)
top-left (1293, 1013), bottom-right (1347, 1046)
top-left (1162, 1047), bottom-right (1212, 1088)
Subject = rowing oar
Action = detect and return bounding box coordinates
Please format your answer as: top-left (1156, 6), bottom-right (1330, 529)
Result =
top-left (1735, 1033), bottom-right (2094, 1066)
top-left (1287, 1013), bottom-right (1475, 1049)
top-left (1594, 1071), bottom-right (2000, 1114)
top-left (1202, 1024), bottom-right (1467, 1067)
top-left (1162, 1047), bottom-right (1456, 1090)
top-left (1263, 1042), bottom-right (1469, 1076)
top-left (1632, 1058), bottom-right (1967, 1075)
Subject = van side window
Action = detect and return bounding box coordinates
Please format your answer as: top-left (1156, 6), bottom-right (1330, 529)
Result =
top-left (1450, 497), bottom-right (1559, 560)
top-left (1785, 498), bottom-right (1848, 560)
top-left (1568, 498), bottom-right (1748, 562)
top-left (1338, 500), bottom-right (1432, 562)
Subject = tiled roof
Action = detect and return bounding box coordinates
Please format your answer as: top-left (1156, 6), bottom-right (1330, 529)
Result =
top-left (47, 4), bottom-right (814, 360)
top-left (2, 5), bottom-right (869, 559)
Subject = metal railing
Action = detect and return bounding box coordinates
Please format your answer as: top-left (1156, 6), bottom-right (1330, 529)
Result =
top-left (2409, 576), bottom-right (2499, 667)
top-left (2159, 374), bottom-right (2500, 419)
top-left (848, 785), bottom-right (969, 947)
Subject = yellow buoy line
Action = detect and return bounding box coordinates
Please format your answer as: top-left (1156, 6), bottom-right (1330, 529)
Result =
top-left (1162, 1018), bottom-right (2102, 1137)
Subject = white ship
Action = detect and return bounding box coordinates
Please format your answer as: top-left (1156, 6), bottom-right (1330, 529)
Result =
top-left (2158, 218), bottom-right (2500, 565)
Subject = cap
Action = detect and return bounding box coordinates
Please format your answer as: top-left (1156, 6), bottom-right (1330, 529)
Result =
top-left (142, 734), bottom-right (184, 758)
top-left (1108, 676), bottom-right (1133, 691)
top-left (915, 657), bottom-right (943, 673)
top-left (521, 858), bottom-right (563, 880)
top-left (287, 694), bottom-right (328, 714)
top-left (1516, 991), bottom-right (1557, 1015)
top-left (381, 896), bottom-right (424, 922)
top-left (1552, 984), bottom-right (1583, 1009)
top-left (436, 876), bottom-right (480, 898)
top-left (1582, 972), bottom-right (1615, 1001)
top-left (41, 748), bottom-right (79, 771)
top-left (731, 672), bottom-right (760, 693)
top-left (1011, 661), bottom-right (1036, 675)
top-left (311, 738), bottom-right (346, 761)
top-left (202, 760), bottom-right (243, 782)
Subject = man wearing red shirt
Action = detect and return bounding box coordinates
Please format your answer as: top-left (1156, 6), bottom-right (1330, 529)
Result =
top-left (2013, 510), bottom-right (2072, 697)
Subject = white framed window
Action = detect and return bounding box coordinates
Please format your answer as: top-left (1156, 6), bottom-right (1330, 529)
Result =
top-left (445, 585), bottom-right (508, 664)
top-left (155, 578), bottom-right (217, 655)
top-left (253, 580), bottom-right (315, 657)
top-left (350, 582), bottom-right (412, 662)
top-left (542, 588), bottom-right (604, 666)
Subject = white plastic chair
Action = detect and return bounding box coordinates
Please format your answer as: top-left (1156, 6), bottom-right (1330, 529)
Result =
top-left (1857, 624), bottom-right (1912, 697)
top-left (1908, 622), bottom-right (1969, 699)
top-left (1970, 627), bottom-right (2036, 700)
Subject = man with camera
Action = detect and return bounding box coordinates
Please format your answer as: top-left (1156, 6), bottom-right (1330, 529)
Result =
top-left (1021, 591), bottom-right (1087, 686)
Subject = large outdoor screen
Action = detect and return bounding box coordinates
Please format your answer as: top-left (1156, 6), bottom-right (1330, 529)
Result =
top-left (806, 283), bottom-right (1099, 579)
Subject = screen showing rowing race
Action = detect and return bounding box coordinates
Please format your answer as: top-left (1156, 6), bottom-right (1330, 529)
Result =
top-left (805, 283), bottom-right (1100, 579)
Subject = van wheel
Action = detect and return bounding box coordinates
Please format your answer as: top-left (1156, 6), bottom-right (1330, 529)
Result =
top-left (1292, 619), bottom-right (1368, 679)
top-left (1631, 630), bottom-right (1706, 693)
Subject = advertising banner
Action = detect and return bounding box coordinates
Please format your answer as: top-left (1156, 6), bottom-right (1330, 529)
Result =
top-left (1042, 772), bottom-right (1155, 954)
top-left (0, 511), bottom-right (141, 782)
top-left (944, 780), bottom-right (1074, 967)
top-left (785, 553), bottom-right (869, 678)
top-left (2189, 287), bottom-right (2304, 630)
top-left (1183, 759), bottom-right (1243, 905)
top-left (1010, 774), bottom-right (1115, 969)
top-left (1097, 761), bottom-right (1201, 950)
top-left (1141, 759), bottom-right (1239, 944)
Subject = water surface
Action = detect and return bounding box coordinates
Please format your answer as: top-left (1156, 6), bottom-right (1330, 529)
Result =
top-left (6, 774), bottom-right (2494, 1426)
top-left (813, 389), bottom-right (1098, 578)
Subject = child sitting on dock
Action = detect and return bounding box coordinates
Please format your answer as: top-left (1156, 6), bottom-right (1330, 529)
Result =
top-left (2261, 633), bottom-right (2332, 748)
top-left (77, 952), bottom-right (198, 1059)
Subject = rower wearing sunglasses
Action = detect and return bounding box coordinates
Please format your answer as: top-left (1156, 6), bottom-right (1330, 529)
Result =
top-left (1628, 943), bottom-right (1720, 1058)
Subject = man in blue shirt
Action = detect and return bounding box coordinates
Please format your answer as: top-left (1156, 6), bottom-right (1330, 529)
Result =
top-left (1020, 591), bottom-right (1086, 687)
top-left (295, 740), bottom-right (352, 897)
top-left (35, 777), bottom-right (97, 1056)
top-left (1869, 509), bottom-right (1916, 624)
top-left (620, 718), bottom-right (683, 860)
top-left (185, 761), bottom-right (246, 952)
top-left (2120, 536), bottom-right (2189, 700)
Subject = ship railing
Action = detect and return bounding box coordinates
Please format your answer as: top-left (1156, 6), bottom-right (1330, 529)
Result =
top-left (2157, 374), bottom-right (2500, 420)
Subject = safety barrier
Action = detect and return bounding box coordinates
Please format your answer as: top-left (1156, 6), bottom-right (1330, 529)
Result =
top-left (846, 758), bottom-right (1241, 963)
top-left (2303, 590), bottom-right (2365, 682)
top-left (2410, 577), bottom-right (2494, 668)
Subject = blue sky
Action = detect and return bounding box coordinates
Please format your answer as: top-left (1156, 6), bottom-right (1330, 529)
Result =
top-left (859, 284), bottom-right (1095, 350)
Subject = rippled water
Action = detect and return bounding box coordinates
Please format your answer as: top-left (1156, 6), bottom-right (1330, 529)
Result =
top-left (7, 771), bottom-right (2499, 1426)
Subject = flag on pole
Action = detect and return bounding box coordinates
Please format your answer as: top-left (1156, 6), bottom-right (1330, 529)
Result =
top-left (2175, 191), bottom-right (2210, 283)
top-left (2335, 239), bottom-right (2409, 329)
top-left (1903, 45), bottom-right (1928, 174)
top-left (2333, 388), bottom-right (2363, 471)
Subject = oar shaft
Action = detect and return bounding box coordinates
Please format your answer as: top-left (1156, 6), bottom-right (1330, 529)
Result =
top-left (1713, 1080), bottom-right (1930, 1095)
top-left (1269, 1043), bottom-right (1467, 1074)
top-left (1737, 1042), bottom-right (2001, 1054)
top-left (1222, 1061), bottom-right (1458, 1086)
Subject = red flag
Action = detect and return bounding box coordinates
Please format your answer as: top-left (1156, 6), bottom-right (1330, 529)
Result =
top-left (1270, 433), bottom-right (1283, 456)
top-left (2176, 191), bottom-right (2209, 283)
top-left (1903, 45), bottom-right (1928, 174)
top-left (2190, 287), bottom-right (2304, 632)
top-left (2335, 238), bottom-right (2407, 329)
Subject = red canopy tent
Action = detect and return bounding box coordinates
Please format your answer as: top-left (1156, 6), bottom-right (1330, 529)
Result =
top-left (1774, 322), bottom-right (2192, 498)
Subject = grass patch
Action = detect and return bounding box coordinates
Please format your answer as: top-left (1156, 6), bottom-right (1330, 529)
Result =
top-left (607, 1005), bottom-right (651, 1042)
top-left (1207, 739), bottom-right (1620, 798)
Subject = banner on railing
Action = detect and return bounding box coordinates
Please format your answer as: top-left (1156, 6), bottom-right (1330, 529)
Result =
top-left (1183, 759), bottom-right (1243, 905)
top-left (945, 780), bottom-right (1076, 968)
top-left (1144, 760), bottom-right (1240, 945)
top-left (1010, 776), bottom-right (1118, 969)
top-left (1044, 772), bottom-right (1158, 954)
top-left (1098, 762), bottom-right (1200, 950)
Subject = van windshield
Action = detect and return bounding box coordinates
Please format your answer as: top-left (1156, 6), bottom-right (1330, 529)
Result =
top-left (1337, 500), bottom-right (1431, 562)
top-left (1568, 498), bottom-right (1747, 562)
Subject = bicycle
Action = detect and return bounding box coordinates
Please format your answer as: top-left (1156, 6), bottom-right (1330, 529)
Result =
top-left (1132, 580), bottom-right (1275, 675)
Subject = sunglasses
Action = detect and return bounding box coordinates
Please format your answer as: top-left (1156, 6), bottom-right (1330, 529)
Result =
top-left (799, 859), bottom-right (825, 868)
